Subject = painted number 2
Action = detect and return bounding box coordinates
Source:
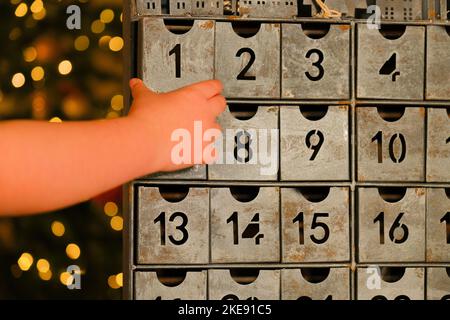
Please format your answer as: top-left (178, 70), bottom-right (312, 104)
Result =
top-left (236, 48), bottom-right (256, 81)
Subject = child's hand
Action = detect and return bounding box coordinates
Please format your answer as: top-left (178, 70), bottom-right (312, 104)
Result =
top-left (128, 78), bottom-right (226, 173)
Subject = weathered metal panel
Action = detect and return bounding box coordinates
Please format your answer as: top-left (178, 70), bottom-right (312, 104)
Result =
top-left (280, 105), bottom-right (349, 181)
top-left (208, 269), bottom-right (280, 300)
top-left (358, 188), bottom-right (426, 263)
top-left (141, 18), bottom-right (215, 93)
top-left (137, 187), bottom-right (209, 264)
top-left (357, 107), bottom-right (425, 182)
top-left (281, 187), bottom-right (350, 262)
top-left (135, 271), bottom-right (207, 300)
top-left (357, 25), bottom-right (425, 100)
top-left (215, 22), bottom-right (281, 98)
top-left (211, 187), bottom-right (280, 263)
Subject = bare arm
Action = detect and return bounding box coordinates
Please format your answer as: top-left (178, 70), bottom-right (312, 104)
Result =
top-left (0, 79), bottom-right (225, 216)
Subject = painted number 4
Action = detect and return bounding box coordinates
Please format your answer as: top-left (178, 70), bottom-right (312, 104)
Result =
top-left (379, 53), bottom-right (400, 82)
top-left (227, 212), bottom-right (264, 245)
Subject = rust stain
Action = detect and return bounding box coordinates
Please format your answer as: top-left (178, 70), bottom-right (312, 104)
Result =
top-left (339, 25), bottom-right (351, 31)
top-left (200, 20), bottom-right (214, 30)
top-left (227, 15), bottom-right (241, 20)
top-left (339, 105), bottom-right (349, 111)
top-left (415, 188), bottom-right (425, 197)
top-left (419, 107), bottom-right (426, 118)
top-left (338, 100), bottom-right (351, 105)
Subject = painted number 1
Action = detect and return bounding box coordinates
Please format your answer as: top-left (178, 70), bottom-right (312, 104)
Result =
top-left (169, 43), bottom-right (181, 78)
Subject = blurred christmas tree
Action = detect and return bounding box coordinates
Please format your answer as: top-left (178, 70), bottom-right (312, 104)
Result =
top-left (0, 0), bottom-right (124, 299)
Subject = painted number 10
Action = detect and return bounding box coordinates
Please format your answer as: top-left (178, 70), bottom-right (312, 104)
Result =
top-left (371, 131), bottom-right (406, 164)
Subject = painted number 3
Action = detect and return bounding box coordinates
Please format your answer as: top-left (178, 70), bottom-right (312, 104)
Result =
top-left (305, 49), bottom-right (325, 82)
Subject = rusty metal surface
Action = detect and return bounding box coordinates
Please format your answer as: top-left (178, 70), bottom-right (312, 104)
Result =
top-left (282, 23), bottom-right (351, 99)
top-left (209, 106), bottom-right (279, 181)
top-left (280, 105), bottom-right (349, 181)
top-left (208, 269), bottom-right (280, 299)
top-left (136, 187), bottom-right (209, 264)
top-left (426, 188), bottom-right (450, 262)
top-left (357, 267), bottom-right (425, 300)
top-left (136, 0), bottom-right (162, 15)
top-left (237, 0), bottom-right (297, 18)
top-left (140, 18), bottom-right (215, 92)
top-left (127, 6), bottom-right (450, 300)
top-left (358, 188), bottom-right (426, 263)
top-left (304, 0), bottom-right (367, 18)
top-left (281, 268), bottom-right (350, 300)
top-left (215, 22), bottom-right (281, 98)
top-left (192, 0), bottom-right (224, 16)
top-left (356, 25), bottom-right (425, 100)
top-left (426, 26), bottom-right (450, 100)
top-left (134, 271), bottom-right (207, 299)
top-left (426, 108), bottom-right (450, 182)
top-left (426, 267), bottom-right (450, 300)
top-left (376, 0), bottom-right (424, 21)
top-left (210, 187), bottom-right (280, 263)
top-left (169, 1), bottom-right (192, 15)
top-left (357, 107), bottom-right (425, 182)
top-left (281, 187), bottom-right (350, 262)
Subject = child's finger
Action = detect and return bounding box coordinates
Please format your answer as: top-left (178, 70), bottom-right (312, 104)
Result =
top-left (189, 80), bottom-right (223, 99)
top-left (207, 95), bottom-right (227, 117)
top-left (129, 78), bottom-right (154, 99)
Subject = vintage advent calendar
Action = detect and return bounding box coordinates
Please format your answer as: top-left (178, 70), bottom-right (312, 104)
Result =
top-left (122, 0), bottom-right (450, 300)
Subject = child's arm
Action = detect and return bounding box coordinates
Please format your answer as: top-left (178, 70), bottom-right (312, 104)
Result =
top-left (0, 79), bottom-right (225, 216)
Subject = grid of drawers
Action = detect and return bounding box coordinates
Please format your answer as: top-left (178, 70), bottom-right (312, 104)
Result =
top-left (124, 0), bottom-right (450, 300)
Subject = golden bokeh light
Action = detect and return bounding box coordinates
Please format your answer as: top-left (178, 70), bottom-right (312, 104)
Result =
top-left (23, 46), bottom-right (37, 62)
top-left (33, 8), bottom-right (46, 20)
top-left (49, 117), bottom-right (63, 123)
top-left (11, 73), bottom-right (25, 88)
top-left (91, 20), bottom-right (105, 34)
top-left (18, 252), bottom-right (34, 271)
top-left (110, 216), bottom-right (123, 231)
top-left (74, 35), bottom-right (90, 51)
top-left (111, 94), bottom-right (123, 111)
top-left (15, 3), bottom-right (28, 17)
top-left (36, 259), bottom-right (50, 273)
top-left (30, 0), bottom-right (44, 13)
top-left (115, 273), bottom-right (123, 287)
top-left (58, 60), bottom-right (72, 75)
top-left (104, 202), bottom-right (118, 217)
top-left (31, 66), bottom-right (45, 81)
top-left (100, 9), bottom-right (114, 23)
top-left (66, 243), bottom-right (81, 260)
top-left (60, 272), bottom-right (73, 286)
top-left (98, 35), bottom-right (112, 48)
top-left (108, 275), bottom-right (120, 289)
top-left (39, 270), bottom-right (52, 281)
top-left (106, 111), bottom-right (119, 119)
top-left (51, 220), bottom-right (65, 236)
top-left (109, 37), bottom-right (123, 52)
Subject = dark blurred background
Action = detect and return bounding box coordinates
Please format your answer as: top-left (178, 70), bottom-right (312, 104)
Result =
top-left (0, 0), bottom-right (124, 299)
